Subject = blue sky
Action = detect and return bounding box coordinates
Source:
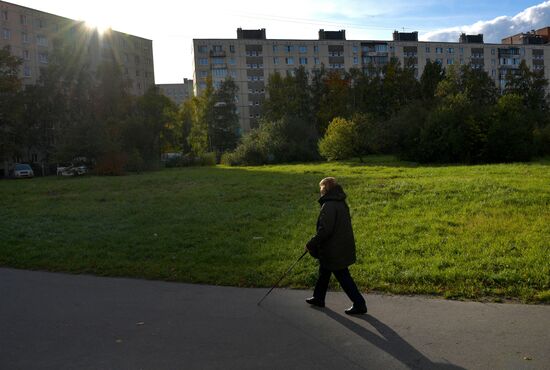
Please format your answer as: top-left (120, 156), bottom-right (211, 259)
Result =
top-left (5, 0), bottom-right (550, 83)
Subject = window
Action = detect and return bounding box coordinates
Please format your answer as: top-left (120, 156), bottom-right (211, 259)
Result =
top-left (353, 56), bottom-right (358, 65)
top-left (1, 11), bottom-right (7, 21)
top-left (435, 47), bottom-right (443, 54)
top-left (435, 58), bottom-right (442, 64)
top-left (198, 58), bottom-right (208, 65)
top-left (491, 70), bottom-right (496, 77)
top-left (213, 68), bottom-right (227, 77)
top-left (39, 52), bottom-right (48, 64)
top-left (447, 47), bottom-right (454, 53)
top-left (36, 35), bottom-right (48, 46)
top-left (299, 57), bottom-right (307, 65)
top-left (199, 82), bottom-right (207, 89)
top-left (314, 57), bottom-right (320, 65)
top-left (353, 46), bottom-right (358, 53)
top-left (229, 45), bottom-right (235, 52)
top-left (212, 45), bottom-right (222, 52)
top-left (273, 57), bottom-right (279, 65)
top-left (230, 71), bottom-right (237, 78)
top-left (24, 65), bottom-right (31, 77)
top-left (314, 45), bottom-right (319, 53)
top-left (286, 57), bottom-right (294, 65)
top-left (491, 59), bottom-right (495, 65)
top-left (22, 32), bottom-right (28, 43)
top-left (491, 49), bottom-right (495, 55)
top-left (459, 47), bottom-right (464, 53)
top-left (134, 55), bottom-right (140, 65)
top-left (136, 70), bottom-right (140, 77)
top-left (447, 58), bottom-right (454, 65)
top-left (426, 47), bottom-right (430, 53)
top-left (20, 15), bottom-right (27, 25)
top-left (375, 44), bottom-right (388, 52)
top-left (198, 45), bottom-right (207, 53)
top-left (299, 45), bottom-right (307, 53)
top-left (38, 19), bottom-right (46, 28)
top-left (212, 57), bottom-right (224, 64)
top-left (2, 28), bottom-right (10, 40)
top-left (229, 58), bottom-right (236, 65)
top-left (286, 45), bottom-right (294, 52)
top-left (23, 50), bottom-right (30, 60)
top-left (273, 45), bottom-right (278, 52)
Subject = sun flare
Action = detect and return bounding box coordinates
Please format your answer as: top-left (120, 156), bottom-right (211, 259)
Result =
top-left (84, 16), bottom-right (111, 34)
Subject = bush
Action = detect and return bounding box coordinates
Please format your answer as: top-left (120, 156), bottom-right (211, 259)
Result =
top-left (533, 125), bottom-right (550, 157)
top-left (318, 117), bottom-right (356, 160)
top-left (223, 117), bottom-right (319, 166)
top-left (487, 94), bottom-right (534, 162)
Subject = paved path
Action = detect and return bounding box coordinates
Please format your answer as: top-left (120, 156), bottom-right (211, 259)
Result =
top-left (1, 268), bottom-right (549, 370)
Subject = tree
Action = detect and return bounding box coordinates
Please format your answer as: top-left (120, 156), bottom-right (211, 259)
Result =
top-left (209, 78), bottom-right (240, 155)
top-left (420, 60), bottom-right (445, 102)
top-left (188, 78), bottom-right (212, 156)
top-left (0, 46), bottom-right (22, 173)
top-left (487, 94), bottom-right (534, 162)
top-left (319, 117), bottom-right (364, 161)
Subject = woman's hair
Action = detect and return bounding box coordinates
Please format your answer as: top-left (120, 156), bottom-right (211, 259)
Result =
top-left (319, 177), bottom-right (338, 192)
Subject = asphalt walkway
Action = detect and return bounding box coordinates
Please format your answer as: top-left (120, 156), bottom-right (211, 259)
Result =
top-left (1, 268), bottom-right (548, 369)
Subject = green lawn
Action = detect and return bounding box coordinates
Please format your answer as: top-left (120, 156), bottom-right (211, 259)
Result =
top-left (1, 156), bottom-right (549, 302)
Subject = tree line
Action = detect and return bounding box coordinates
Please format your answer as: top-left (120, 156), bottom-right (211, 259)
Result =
top-left (1, 44), bottom-right (177, 175)
top-left (216, 60), bottom-right (550, 165)
top-left (2, 43), bottom-right (549, 174)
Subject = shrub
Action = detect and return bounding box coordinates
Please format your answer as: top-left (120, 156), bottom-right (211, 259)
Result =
top-left (223, 117), bottom-right (319, 166)
top-left (318, 117), bottom-right (356, 161)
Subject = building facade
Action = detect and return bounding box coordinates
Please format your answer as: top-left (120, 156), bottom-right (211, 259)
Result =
top-left (193, 28), bottom-right (549, 132)
top-left (0, 0), bottom-right (155, 95)
top-left (157, 78), bottom-right (194, 106)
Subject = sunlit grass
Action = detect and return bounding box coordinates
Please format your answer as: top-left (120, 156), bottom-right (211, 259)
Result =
top-left (1, 156), bottom-right (549, 302)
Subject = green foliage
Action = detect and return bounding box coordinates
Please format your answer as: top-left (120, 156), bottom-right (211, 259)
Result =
top-left (0, 46), bottom-right (23, 165)
top-left (224, 116), bottom-right (319, 166)
top-left (487, 94), bottom-right (534, 162)
top-left (319, 117), bottom-right (359, 161)
top-left (209, 78), bottom-right (240, 154)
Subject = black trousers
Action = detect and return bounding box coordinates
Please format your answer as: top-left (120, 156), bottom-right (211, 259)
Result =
top-left (313, 266), bottom-right (366, 306)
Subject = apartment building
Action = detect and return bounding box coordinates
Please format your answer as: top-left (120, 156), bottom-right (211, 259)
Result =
top-left (0, 0), bottom-right (155, 95)
top-left (193, 27), bottom-right (549, 132)
top-left (157, 78), bottom-right (194, 106)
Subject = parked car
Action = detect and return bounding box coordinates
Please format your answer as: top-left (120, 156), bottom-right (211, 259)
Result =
top-left (57, 164), bottom-right (88, 176)
top-left (12, 163), bottom-right (34, 179)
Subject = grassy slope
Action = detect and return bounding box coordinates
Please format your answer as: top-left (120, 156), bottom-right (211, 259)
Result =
top-left (1, 156), bottom-right (549, 302)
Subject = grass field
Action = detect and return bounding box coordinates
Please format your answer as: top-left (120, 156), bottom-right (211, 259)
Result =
top-left (1, 156), bottom-right (549, 302)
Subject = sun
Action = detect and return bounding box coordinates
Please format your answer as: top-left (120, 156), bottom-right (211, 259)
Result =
top-left (84, 16), bottom-right (111, 34)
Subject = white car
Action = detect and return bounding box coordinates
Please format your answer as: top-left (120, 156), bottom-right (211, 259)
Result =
top-left (13, 164), bottom-right (34, 178)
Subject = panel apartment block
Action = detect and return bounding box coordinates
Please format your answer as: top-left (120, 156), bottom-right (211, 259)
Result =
top-left (194, 28), bottom-right (549, 133)
top-left (0, 0), bottom-right (154, 95)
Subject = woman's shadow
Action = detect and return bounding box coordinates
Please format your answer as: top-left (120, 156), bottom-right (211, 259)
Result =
top-left (321, 308), bottom-right (465, 370)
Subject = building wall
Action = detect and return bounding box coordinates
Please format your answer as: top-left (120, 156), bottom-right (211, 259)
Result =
top-left (0, 0), bottom-right (154, 95)
top-left (157, 78), bottom-right (193, 106)
top-left (193, 31), bottom-right (549, 133)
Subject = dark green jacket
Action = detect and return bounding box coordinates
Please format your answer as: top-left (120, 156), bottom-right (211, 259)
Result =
top-left (306, 185), bottom-right (357, 271)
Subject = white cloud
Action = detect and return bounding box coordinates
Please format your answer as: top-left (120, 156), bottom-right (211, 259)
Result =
top-left (421, 1), bottom-right (550, 43)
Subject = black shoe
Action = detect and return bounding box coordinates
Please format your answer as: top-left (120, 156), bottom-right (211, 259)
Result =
top-left (345, 304), bottom-right (367, 315)
top-left (306, 297), bottom-right (325, 308)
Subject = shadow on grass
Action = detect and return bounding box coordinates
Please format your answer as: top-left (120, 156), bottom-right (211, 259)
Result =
top-left (322, 308), bottom-right (465, 370)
